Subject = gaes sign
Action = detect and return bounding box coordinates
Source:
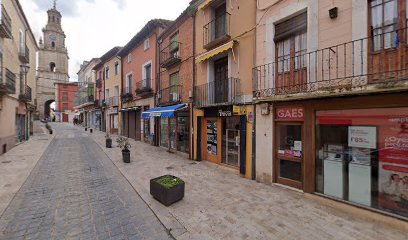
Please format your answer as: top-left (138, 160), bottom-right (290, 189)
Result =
top-left (275, 107), bottom-right (304, 121)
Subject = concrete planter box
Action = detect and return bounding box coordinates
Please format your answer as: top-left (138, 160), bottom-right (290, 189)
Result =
top-left (150, 175), bottom-right (185, 206)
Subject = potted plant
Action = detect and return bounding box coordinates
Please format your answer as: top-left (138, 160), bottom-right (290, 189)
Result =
top-left (105, 133), bottom-right (112, 148)
top-left (150, 175), bottom-right (185, 206)
top-left (116, 136), bottom-right (131, 163)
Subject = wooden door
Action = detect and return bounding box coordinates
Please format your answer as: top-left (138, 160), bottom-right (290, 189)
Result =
top-left (214, 57), bottom-right (228, 104)
top-left (275, 123), bottom-right (304, 189)
top-left (202, 118), bottom-right (221, 163)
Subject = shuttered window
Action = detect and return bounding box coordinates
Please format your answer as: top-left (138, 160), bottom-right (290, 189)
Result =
top-left (274, 12), bottom-right (307, 42)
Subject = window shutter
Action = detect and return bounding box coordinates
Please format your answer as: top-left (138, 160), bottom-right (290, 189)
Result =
top-left (274, 12), bottom-right (307, 42)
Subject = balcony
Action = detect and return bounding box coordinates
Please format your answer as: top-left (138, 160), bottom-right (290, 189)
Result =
top-left (109, 96), bottom-right (119, 107)
top-left (0, 5), bottom-right (12, 39)
top-left (136, 79), bottom-right (153, 98)
top-left (2, 68), bottom-right (16, 94)
top-left (203, 12), bottom-right (230, 49)
top-left (121, 87), bottom-right (134, 103)
top-left (253, 28), bottom-right (408, 100)
top-left (158, 85), bottom-right (182, 106)
top-left (194, 78), bottom-right (241, 107)
top-left (160, 41), bottom-right (181, 68)
top-left (18, 45), bottom-right (30, 63)
top-left (18, 85), bottom-right (32, 103)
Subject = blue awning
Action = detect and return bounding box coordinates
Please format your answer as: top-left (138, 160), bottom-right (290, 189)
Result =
top-left (142, 104), bottom-right (187, 118)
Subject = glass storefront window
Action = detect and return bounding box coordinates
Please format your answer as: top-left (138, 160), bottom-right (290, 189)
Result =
top-left (222, 117), bottom-right (240, 167)
top-left (277, 124), bottom-right (303, 183)
top-left (144, 118), bottom-right (150, 142)
top-left (316, 108), bottom-right (408, 218)
top-left (160, 118), bottom-right (168, 148)
top-left (170, 118), bottom-right (176, 150)
top-left (177, 114), bottom-right (189, 153)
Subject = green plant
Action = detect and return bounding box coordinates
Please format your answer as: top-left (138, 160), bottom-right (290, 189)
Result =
top-left (116, 136), bottom-right (131, 151)
top-left (155, 176), bottom-right (184, 189)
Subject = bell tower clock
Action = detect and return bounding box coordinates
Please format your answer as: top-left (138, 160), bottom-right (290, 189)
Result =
top-left (36, 1), bottom-right (70, 119)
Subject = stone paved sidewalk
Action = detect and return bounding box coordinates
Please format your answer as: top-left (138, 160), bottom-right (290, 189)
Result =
top-left (85, 124), bottom-right (408, 240)
top-left (0, 121), bottom-right (54, 217)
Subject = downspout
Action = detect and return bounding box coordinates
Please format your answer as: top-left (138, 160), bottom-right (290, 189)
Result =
top-left (154, 31), bottom-right (160, 147)
top-left (118, 55), bottom-right (122, 136)
top-left (191, 11), bottom-right (197, 160)
top-left (252, 0), bottom-right (258, 181)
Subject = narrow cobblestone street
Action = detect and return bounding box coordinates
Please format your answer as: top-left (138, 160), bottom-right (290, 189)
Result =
top-left (0, 123), bottom-right (171, 240)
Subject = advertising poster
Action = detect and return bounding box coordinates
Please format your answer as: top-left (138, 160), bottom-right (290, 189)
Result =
top-left (207, 121), bottom-right (217, 155)
top-left (348, 126), bottom-right (377, 149)
top-left (378, 117), bottom-right (408, 216)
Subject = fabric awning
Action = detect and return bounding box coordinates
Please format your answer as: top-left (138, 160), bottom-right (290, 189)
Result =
top-left (120, 106), bottom-right (141, 112)
top-left (195, 40), bottom-right (236, 63)
top-left (198, 0), bottom-right (215, 10)
top-left (142, 104), bottom-right (187, 118)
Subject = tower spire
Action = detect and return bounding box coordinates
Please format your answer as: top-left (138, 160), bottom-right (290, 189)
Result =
top-left (53, 0), bottom-right (56, 9)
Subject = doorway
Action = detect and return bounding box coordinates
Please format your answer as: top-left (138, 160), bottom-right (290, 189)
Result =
top-left (275, 123), bottom-right (303, 189)
top-left (214, 57), bottom-right (228, 104)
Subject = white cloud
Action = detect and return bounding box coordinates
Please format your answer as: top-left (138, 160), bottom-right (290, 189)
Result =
top-left (20, 0), bottom-right (191, 81)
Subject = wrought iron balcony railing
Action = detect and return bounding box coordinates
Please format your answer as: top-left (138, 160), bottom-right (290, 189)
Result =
top-left (203, 12), bottom-right (231, 49)
top-left (136, 79), bottom-right (153, 97)
top-left (194, 78), bottom-right (241, 107)
top-left (160, 41), bottom-right (181, 68)
top-left (4, 68), bottom-right (16, 94)
top-left (73, 88), bottom-right (94, 108)
top-left (0, 5), bottom-right (12, 39)
top-left (18, 45), bottom-right (30, 63)
top-left (253, 28), bottom-right (408, 100)
top-left (158, 85), bottom-right (182, 106)
top-left (121, 87), bottom-right (133, 103)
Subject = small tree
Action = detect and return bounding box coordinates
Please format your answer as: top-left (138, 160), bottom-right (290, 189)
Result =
top-left (116, 136), bottom-right (131, 152)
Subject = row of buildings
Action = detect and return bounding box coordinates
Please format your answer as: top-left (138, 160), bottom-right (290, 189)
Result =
top-left (74, 0), bottom-right (408, 221)
top-left (0, 1), bottom-right (71, 153)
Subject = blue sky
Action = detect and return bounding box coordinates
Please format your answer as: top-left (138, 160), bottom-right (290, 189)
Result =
top-left (20, 0), bottom-right (191, 81)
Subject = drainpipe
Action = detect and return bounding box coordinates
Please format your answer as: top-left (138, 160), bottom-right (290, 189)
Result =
top-left (191, 11), bottom-right (196, 160)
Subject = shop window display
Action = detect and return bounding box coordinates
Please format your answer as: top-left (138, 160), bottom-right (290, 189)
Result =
top-left (177, 114), bottom-right (189, 153)
top-left (316, 108), bottom-right (408, 218)
top-left (277, 125), bottom-right (303, 182)
top-left (160, 118), bottom-right (169, 148)
top-left (222, 117), bottom-right (240, 167)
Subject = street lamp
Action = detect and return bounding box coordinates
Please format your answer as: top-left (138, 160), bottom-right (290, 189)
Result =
top-left (20, 64), bottom-right (30, 141)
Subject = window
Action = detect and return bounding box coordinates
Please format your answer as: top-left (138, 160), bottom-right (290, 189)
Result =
top-left (144, 38), bottom-right (150, 50)
top-left (62, 103), bottom-right (68, 111)
top-left (127, 53), bottom-right (132, 63)
top-left (105, 67), bottom-right (110, 79)
top-left (52, 41), bottom-right (55, 48)
top-left (19, 30), bottom-right (25, 54)
top-left (370, 0), bottom-right (398, 51)
top-left (170, 72), bottom-right (180, 101)
top-left (170, 32), bottom-right (179, 52)
top-left (143, 63), bottom-right (152, 88)
top-left (114, 62), bottom-right (119, 75)
top-left (316, 108), bottom-right (408, 219)
top-left (126, 73), bottom-right (133, 93)
top-left (50, 62), bottom-right (56, 72)
top-left (62, 92), bottom-right (68, 101)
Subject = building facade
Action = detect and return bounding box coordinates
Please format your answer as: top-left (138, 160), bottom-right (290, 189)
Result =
top-left (119, 19), bottom-right (172, 144)
top-left (0, 0), bottom-right (38, 154)
top-left (192, 0), bottom-right (256, 178)
top-left (150, 8), bottom-right (196, 157)
top-left (253, 0), bottom-right (408, 220)
top-left (36, 3), bottom-right (69, 119)
top-left (54, 82), bottom-right (78, 122)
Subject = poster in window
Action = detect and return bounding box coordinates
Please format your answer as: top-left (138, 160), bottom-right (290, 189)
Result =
top-left (207, 121), bottom-right (217, 155)
top-left (378, 117), bottom-right (408, 216)
top-left (348, 126), bottom-right (377, 149)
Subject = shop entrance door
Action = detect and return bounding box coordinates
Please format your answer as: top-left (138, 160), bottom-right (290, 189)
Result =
top-left (203, 118), bottom-right (220, 163)
top-left (276, 123), bottom-right (303, 189)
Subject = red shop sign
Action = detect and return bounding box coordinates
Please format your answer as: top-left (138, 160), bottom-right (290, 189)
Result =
top-left (276, 107), bottom-right (304, 121)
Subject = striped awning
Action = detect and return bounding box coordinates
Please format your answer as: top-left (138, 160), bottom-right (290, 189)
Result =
top-left (195, 40), bottom-right (236, 64)
top-left (198, 0), bottom-right (215, 10)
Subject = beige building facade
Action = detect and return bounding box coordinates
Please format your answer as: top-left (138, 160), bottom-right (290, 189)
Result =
top-left (0, 0), bottom-right (38, 154)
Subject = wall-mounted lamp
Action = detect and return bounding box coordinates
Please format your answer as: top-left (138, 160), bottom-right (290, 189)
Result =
top-left (329, 7), bottom-right (338, 19)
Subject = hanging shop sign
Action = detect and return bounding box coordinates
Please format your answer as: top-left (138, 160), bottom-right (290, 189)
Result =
top-left (275, 107), bottom-right (304, 121)
top-left (233, 105), bottom-right (246, 116)
top-left (108, 107), bottom-right (118, 115)
top-left (260, 103), bottom-right (270, 115)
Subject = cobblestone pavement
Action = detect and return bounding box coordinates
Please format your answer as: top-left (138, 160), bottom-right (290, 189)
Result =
top-left (0, 123), bottom-right (172, 240)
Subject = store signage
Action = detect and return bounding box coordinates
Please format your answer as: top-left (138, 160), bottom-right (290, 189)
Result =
top-left (204, 106), bottom-right (233, 118)
top-left (275, 107), bottom-right (304, 121)
top-left (260, 103), bottom-right (270, 115)
top-left (219, 109), bottom-right (232, 117)
top-left (108, 107), bottom-right (118, 115)
top-left (348, 126), bottom-right (377, 149)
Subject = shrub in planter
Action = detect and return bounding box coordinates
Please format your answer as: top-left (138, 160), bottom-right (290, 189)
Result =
top-left (116, 136), bottom-right (131, 163)
top-left (150, 175), bottom-right (185, 206)
top-left (105, 134), bottom-right (112, 148)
